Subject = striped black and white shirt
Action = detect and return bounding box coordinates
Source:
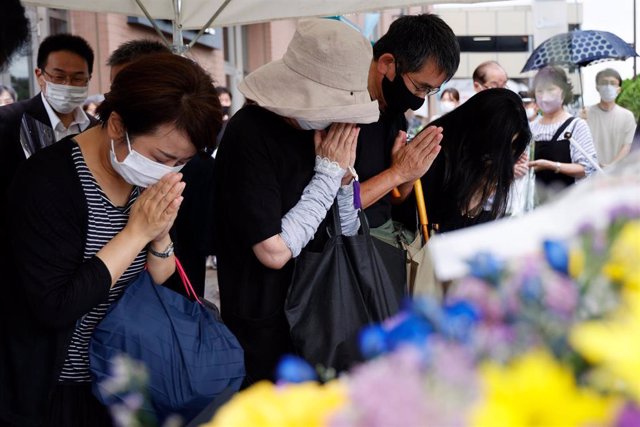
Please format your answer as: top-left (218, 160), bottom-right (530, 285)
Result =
top-left (59, 146), bottom-right (146, 382)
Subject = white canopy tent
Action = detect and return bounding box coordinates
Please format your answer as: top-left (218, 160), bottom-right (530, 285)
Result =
top-left (23, 0), bottom-right (509, 52)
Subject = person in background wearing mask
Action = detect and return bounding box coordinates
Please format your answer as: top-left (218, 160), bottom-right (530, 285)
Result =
top-left (0, 84), bottom-right (17, 106)
top-left (355, 13), bottom-right (458, 248)
top-left (528, 66), bottom-right (598, 189)
top-left (1, 53), bottom-right (222, 426)
top-left (519, 90), bottom-right (538, 123)
top-left (214, 86), bottom-right (233, 149)
top-left (439, 87), bottom-right (460, 114)
top-left (428, 87), bottom-right (460, 123)
top-left (585, 68), bottom-right (636, 167)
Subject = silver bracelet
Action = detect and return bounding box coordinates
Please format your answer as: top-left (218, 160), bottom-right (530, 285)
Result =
top-left (148, 241), bottom-right (175, 258)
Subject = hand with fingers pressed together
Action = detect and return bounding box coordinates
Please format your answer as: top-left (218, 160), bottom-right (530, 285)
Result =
top-left (127, 172), bottom-right (186, 244)
top-left (391, 126), bottom-right (443, 183)
top-left (314, 122), bottom-right (360, 185)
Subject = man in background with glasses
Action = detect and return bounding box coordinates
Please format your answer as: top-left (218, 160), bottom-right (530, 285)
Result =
top-left (472, 60), bottom-right (508, 92)
top-left (0, 35), bottom-right (95, 358)
top-left (0, 33), bottom-right (95, 164)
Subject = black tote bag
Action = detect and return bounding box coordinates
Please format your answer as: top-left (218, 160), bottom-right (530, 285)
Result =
top-left (285, 205), bottom-right (406, 371)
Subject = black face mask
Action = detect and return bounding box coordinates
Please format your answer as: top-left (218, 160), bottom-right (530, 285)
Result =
top-left (221, 106), bottom-right (230, 116)
top-left (381, 73), bottom-right (425, 113)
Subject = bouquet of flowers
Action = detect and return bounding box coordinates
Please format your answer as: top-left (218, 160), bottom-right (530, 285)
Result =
top-left (206, 204), bottom-right (640, 427)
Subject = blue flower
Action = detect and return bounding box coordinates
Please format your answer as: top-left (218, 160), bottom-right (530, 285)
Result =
top-left (467, 252), bottom-right (504, 285)
top-left (441, 301), bottom-right (480, 342)
top-left (520, 274), bottom-right (544, 303)
top-left (359, 324), bottom-right (389, 360)
top-left (276, 355), bottom-right (317, 383)
top-left (386, 314), bottom-right (433, 351)
top-left (543, 239), bottom-right (569, 275)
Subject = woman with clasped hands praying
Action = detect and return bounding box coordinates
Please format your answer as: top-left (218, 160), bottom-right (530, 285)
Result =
top-left (2, 53), bottom-right (222, 427)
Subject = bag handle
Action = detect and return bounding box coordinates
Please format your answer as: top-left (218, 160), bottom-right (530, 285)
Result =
top-left (175, 257), bottom-right (203, 305)
top-left (330, 203), bottom-right (371, 237)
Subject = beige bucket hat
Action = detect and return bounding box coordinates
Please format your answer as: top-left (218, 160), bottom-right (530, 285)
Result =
top-left (239, 19), bottom-right (379, 124)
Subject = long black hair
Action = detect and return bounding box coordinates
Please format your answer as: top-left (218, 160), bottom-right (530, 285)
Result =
top-left (427, 88), bottom-right (531, 222)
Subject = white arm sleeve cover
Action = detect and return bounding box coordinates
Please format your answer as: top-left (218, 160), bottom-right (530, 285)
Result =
top-left (279, 156), bottom-right (344, 257)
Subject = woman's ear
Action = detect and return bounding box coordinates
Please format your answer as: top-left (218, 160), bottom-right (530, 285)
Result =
top-left (107, 111), bottom-right (125, 143)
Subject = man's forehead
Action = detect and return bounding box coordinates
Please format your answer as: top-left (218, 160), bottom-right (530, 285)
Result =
top-left (598, 76), bottom-right (619, 83)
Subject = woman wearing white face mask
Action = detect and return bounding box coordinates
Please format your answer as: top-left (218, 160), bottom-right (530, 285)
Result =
top-left (528, 66), bottom-right (598, 189)
top-left (3, 53), bottom-right (222, 426)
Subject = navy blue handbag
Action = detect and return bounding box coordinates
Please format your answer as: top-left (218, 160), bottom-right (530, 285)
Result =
top-left (89, 260), bottom-right (244, 423)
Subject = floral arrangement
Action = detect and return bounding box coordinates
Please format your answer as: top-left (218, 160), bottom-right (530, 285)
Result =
top-left (206, 205), bottom-right (640, 427)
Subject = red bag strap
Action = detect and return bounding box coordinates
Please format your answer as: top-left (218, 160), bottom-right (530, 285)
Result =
top-left (175, 257), bottom-right (203, 305)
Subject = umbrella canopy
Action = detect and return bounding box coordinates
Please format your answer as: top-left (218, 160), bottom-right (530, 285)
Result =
top-left (522, 30), bottom-right (638, 73)
top-left (24, 0), bottom-right (507, 29)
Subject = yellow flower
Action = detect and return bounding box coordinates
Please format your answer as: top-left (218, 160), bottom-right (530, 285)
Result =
top-left (603, 221), bottom-right (640, 291)
top-left (568, 246), bottom-right (585, 279)
top-left (571, 290), bottom-right (640, 402)
top-left (470, 350), bottom-right (617, 427)
top-left (205, 380), bottom-right (346, 427)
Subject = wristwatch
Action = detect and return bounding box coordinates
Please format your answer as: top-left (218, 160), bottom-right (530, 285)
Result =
top-left (148, 241), bottom-right (175, 258)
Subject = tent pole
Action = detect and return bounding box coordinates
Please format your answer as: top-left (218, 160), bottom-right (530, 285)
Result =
top-left (187, 0), bottom-right (233, 50)
top-left (134, 0), bottom-right (172, 48)
top-left (579, 67), bottom-right (584, 109)
top-left (172, 0), bottom-right (186, 54)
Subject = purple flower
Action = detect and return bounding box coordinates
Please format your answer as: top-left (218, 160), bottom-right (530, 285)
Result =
top-left (617, 401), bottom-right (640, 427)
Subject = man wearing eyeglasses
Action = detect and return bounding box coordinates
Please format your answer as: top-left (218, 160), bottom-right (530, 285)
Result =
top-left (0, 33), bottom-right (95, 166)
top-left (472, 60), bottom-right (508, 92)
top-left (354, 14), bottom-right (460, 245)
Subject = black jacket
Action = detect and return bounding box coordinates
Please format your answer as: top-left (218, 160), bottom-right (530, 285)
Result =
top-left (0, 139), bottom-right (112, 426)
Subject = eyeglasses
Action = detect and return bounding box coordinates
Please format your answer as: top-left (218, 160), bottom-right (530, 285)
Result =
top-left (480, 81), bottom-right (508, 90)
top-left (41, 69), bottom-right (90, 86)
top-left (405, 73), bottom-right (441, 97)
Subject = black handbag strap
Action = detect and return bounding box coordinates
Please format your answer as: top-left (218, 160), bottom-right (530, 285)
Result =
top-left (550, 117), bottom-right (576, 142)
top-left (330, 203), bottom-right (370, 237)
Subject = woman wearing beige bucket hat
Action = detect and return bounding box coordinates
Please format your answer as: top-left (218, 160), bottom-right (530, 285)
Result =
top-left (213, 18), bottom-right (380, 384)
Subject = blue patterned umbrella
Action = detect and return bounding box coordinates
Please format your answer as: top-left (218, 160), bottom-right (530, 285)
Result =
top-left (522, 30), bottom-right (638, 72)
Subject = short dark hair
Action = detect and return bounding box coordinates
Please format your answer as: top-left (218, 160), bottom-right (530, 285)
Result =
top-left (97, 53), bottom-right (222, 152)
top-left (373, 14), bottom-right (460, 81)
top-left (37, 33), bottom-right (94, 75)
top-left (440, 87), bottom-right (459, 102)
top-left (215, 86), bottom-right (232, 100)
top-left (532, 66), bottom-right (574, 105)
top-left (595, 68), bottom-right (622, 86)
top-left (472, 60), bottom-right (506, 84)
top-left (107, 39), bottom-right (171, 67)
top-left (0, 84), bottom-right (17, 101)
top-left (428, 88), bottom-right (531, 221)
top-left (0, 0), bottom-right (30, 70)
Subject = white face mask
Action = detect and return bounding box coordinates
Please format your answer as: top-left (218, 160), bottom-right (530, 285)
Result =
top-left (110, 132), bottom-right (185, 188)
top-left (440, 101), bottom-right (456, 113)
top-left (44, 81), bottom-right (88, 114)
top-left (526, 107), bottom-right (537, 120)
top-left (597, 84), bottom-right (618, 103)
top-left (296, 119), bottom-right (333, 130)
